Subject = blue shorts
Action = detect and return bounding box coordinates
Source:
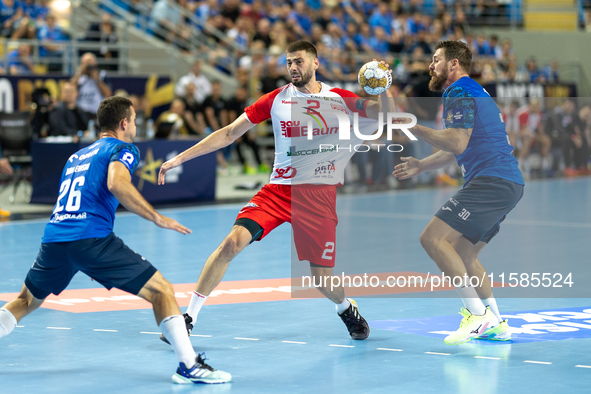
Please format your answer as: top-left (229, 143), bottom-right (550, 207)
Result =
top-left (434, 176), bottom-right (524, 245)
top-left (25, 233), bottom-right (158, 299)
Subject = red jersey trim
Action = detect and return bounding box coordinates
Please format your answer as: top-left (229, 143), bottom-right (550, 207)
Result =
top-left (244, 84), bottom-right (291, 124)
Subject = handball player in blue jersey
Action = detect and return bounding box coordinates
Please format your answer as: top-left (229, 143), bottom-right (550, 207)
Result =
top-left (393, 40), bottom-right (524, 345)
top-left (0, 96), bottom-right (230, 384)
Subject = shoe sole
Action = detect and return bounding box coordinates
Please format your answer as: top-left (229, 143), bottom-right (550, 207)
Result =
top-left (159, 334), bottom-right (171, 345)
top-left (172, 374), bottom-right (230, 384)
top-left (475, 333), bottom-right (511, 341)
top-left (351, 331), bottom-right (369, 340)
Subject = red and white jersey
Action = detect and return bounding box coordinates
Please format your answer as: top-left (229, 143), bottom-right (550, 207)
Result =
top-left (517, 106), bottom-right (542, 134)
top-left (244, 82), bottom-right (382, 185)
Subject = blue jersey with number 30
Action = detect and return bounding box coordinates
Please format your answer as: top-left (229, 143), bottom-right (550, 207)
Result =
top-left (442, 76), bottom-right (524, 186)
top-left (42, 138), bottom-right (140, 243)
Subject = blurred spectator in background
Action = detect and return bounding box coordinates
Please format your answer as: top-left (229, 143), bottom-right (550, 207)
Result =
top-left (155, 98), bottom-right (191, 138)
top-left (82, 12), bottom-right (119, 71)
top-left (48, 81), bottom-right (88, 139)
top-left (515, 99), bottom-right (552, 178)
top-left (123, 93), bottom-right (146, 138)
top-left (543, 60), bottom-right (560, 84)
top-left (524, 57), bottom-right (545, 83)
top-left (226, 86), bottom-right (268, 174)
top-left (548, 99), bottom-right (590, 176)
top-left (202, 80), bottom-right (230, 172)
top-left (202, 80), bottom-right (227, 132)
top-left (287, 1), bottom-right (312, 37)
top-left (227, 16), bottom-right (250, 49)
top-left (0, 147), bottom-right (14, 217)
top-left (10, 0), bottom-right (38, 39)
top-left (259, 63), bottom-right (290, 94)
top-left (71, 52), bottom-right (112, 119)
top-left (7, 43), bottom-right (34, 75)
top-left (252, 18), bottom-right (272, 48)
top-left (37, 14), bottom-right (67, 72)
top-left (179, 82), bottom-right (206, 135)
top-left (150, 0), bottom-right (182, 42)
top-left (0, 0), bottom-right (22, 37)
top-left (175, 60), bottom-right (212, 105)
top-left (503, 99), bottom-right (521, 148)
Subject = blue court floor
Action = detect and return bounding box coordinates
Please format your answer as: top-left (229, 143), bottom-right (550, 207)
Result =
top-left (1, 178), bottom-right (591, 393)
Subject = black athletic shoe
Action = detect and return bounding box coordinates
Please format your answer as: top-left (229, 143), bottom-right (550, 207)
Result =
top-left (160, 313), bottom-right (194, 345)
top-left (338, 298), bottom-right (370, 340)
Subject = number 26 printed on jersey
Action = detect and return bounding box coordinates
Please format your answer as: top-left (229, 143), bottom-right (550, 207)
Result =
top-left (54, 176), bottom-right (85, 213)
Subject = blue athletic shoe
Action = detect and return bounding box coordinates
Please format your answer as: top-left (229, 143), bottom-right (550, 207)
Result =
top-left (172, 353), bottom-right (231, 384)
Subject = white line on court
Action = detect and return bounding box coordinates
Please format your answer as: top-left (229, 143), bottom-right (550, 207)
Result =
top-left (575, 365), bottom-right (591, 369)
top-left (46, 327), bottom-right (71, 330)
top-left (474, 356), bottom-right (501, 360)
top-left (425, 352), bottom-right (451, 356)
top-left (191, 334), bottom-right (212, 337)
top-left (93, 329), bottom-right (118, 332)
top-left (139, 332), bottom-right (161, 335)
top-left (329, 344), bottom-right (355, 348)
top-left (524, 360), bottom-right (552, 365)
top-left (282, 341), bottom-right (307, 344)
top-left (234, 337), bottom-right (260, 341)
top-left (377, 348), bottom-right (403, 352)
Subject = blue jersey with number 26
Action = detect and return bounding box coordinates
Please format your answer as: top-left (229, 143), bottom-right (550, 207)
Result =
top-left (42, 138), bottom-right (140, 243)
top-left (442, 76), bottom-right (524, 186)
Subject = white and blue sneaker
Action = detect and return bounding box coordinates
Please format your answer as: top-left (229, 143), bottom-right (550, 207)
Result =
top-left (475, 319), bottom-right (512, 341)
top-left (172, 353), bottom-right (231, 384)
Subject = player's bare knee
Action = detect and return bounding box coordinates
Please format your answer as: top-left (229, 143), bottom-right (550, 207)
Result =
top-left (218, 231), bottom-right (247, 260)
top-left (154, 279), bottom-right (175, 301)
top-left (419, 230), bottom-right (436, 251)
top-left (142, 274), bottom-right (175, 304)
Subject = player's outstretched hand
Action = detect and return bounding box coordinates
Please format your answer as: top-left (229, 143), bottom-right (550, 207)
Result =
top-left (393, 156), bottom-right (421, 180)
top-left (372, 58), bottom-right (392, 75)
top-left (154, 214), bottom-right (192, 235)
top-left (158, 156), bottom-right (182, 185)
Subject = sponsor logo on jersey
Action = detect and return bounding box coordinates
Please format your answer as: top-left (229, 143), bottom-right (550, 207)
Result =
top-left (287, 145), bottom-right (338, 156)
top-left (50, 212), bottom-right (87, 223)
top-left (280, 120), bottom-right (339, 138)
top-left (446, 110), bottom-right (454, 125)
top-left (282, 100), bottom-right (297, 105)
top-left (76, 148), bottom-right (99, 161)
top-left (273, 166), bottom-right (297, 179)
top-left (314, 160), bottom-right (336, 178)
top-left (453, 108), bottom-right (464, 123)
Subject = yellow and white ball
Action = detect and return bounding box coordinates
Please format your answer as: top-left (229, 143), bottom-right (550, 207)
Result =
top-left (358, 61), bottom-right (392, 95)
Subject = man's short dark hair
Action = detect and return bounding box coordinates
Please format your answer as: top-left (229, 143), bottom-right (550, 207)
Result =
top-left (97, 96), bottom-right (132, 131)
top-left (286, 40), bottom-right (317, 58)
top-left (435, 40), bottom-right (472, 74)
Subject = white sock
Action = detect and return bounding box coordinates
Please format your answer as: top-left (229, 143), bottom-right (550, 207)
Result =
top-left (0, 308), bottom-right (17, 339)
top-left (335, 298), bottom-right (351, 314)
top-left (482, 297), bottom-right (503, 324)
top-left (455, 285), bottom-right (486, 315)
top-left (159, 315), bottom-right (197, 367)
top-left (186, 291), bottom-right (208, 324)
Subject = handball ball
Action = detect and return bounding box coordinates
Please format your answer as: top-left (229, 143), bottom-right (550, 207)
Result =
top-left (358, 61), bottom-right (392, 95)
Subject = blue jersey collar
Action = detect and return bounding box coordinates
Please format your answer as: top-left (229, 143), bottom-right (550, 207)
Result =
top-left (443, 76), bottom-right (470, 96)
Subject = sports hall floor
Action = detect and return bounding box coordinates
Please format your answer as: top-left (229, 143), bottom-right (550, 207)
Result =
top-left (1, 177), bottom-right (590, 393)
